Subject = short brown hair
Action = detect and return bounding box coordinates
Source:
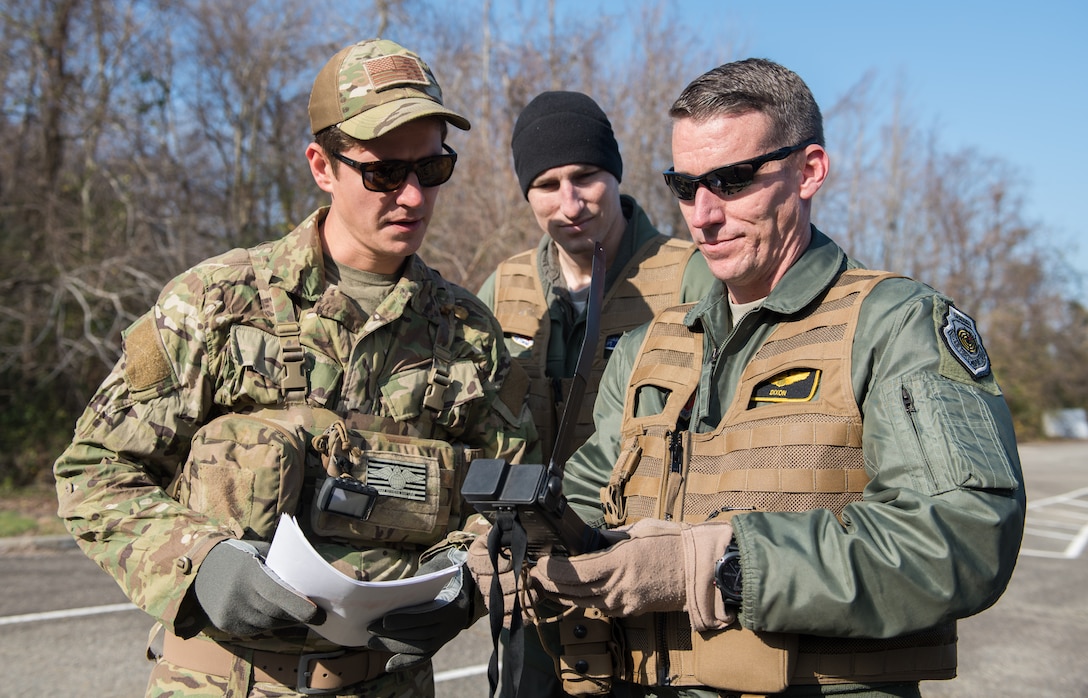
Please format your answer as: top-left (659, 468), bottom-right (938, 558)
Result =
top-left (670, 58), bottom-right (823, 150)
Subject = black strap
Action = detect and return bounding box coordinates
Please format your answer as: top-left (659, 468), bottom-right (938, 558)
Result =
top-left (485, 243), bottom-right (606, 697)
top-left (548, 242), bottom-right (605, 472)
top-left (486, 511), bottom-right (528, 697)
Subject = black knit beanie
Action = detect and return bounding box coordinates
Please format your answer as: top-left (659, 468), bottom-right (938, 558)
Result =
top-left (511, 91), bottom-right (623, 198)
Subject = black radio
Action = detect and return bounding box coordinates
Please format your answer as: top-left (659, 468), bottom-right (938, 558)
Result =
top-left (461, 457), bottom-right (604, 557)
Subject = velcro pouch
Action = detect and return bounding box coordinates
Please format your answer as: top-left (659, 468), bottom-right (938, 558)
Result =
top-left (691, 626), bottom-right (798, 694)
top-left (171, 411), bottom-right (320, 539)
top-left (310, 421), bottom-right (476, 546)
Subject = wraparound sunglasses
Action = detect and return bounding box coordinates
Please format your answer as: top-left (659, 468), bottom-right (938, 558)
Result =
top-left (332, 143), bottom-right (458, 192)
top-left (662, 138), bottom-right (818, 200)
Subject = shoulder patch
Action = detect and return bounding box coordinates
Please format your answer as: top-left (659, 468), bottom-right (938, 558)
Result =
top-left (123, 315), bottom-right (177, 396)
top-left (939, 304), bottom-right (991, 379)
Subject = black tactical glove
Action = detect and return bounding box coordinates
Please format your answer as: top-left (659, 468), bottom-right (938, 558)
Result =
top-left (367, 548), bottom-right (475, 672)
top-left (194, 539), bottom-right (319, 637)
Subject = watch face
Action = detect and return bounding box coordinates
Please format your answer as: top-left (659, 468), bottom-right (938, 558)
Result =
top-left (715, 550), bottom-right (743, 604)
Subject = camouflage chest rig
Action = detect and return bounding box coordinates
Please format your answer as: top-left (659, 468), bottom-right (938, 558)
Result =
top-left (574, 270), bottom-right (957, 694)
top-left (170, 246), bottom-right (481, 563)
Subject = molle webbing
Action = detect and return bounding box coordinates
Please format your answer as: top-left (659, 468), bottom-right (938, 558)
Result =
top-left (612, 270), bottom-right (897, 525)
top-left (492, 249), bottom-right (547, 351)
top-left (792, 624), bottom-right (957, 685)
top-left (618, 615), bottom-right (956, 689)
top-left (492, 238), bottom-right (697, 460)
top-left (249, 247), bottom-right (307, 402)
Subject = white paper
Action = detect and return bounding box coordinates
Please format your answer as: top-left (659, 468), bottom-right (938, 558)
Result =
top-left (265, 514), bottom-right (459, 647)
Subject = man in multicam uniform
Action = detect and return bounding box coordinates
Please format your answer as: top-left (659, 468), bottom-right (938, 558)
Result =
top-left (481, 59), bottom-right (1026, 697)
top-left (53, 39), bottom-right (536, 698)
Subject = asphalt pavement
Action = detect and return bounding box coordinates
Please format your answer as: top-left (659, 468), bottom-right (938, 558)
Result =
top-left (2, 440), bottom-right (1085, 697)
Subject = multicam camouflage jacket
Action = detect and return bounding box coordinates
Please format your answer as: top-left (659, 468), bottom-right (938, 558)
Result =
top-left (54, 207), bottom-right (536, 642)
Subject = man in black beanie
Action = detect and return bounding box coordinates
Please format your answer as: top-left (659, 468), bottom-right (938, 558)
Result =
top-left (478, 90), bottom-right (714, 464)
top-left (470, 91), bottom-right (716, 696)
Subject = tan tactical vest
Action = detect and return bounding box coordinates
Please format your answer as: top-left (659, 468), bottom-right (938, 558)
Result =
top-left (594, 270), bottom-right (956, 692)
top-left (492, 237), bottom-right (697, 462)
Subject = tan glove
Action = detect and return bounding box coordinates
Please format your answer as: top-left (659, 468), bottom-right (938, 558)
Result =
top-left (467, 529), bottom-right (521, 626)
top-left (527, 519), bottom-right (736, 630)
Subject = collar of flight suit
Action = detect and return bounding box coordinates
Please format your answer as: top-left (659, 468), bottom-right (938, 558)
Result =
top-left (682, 225), bottom-right (848, 335)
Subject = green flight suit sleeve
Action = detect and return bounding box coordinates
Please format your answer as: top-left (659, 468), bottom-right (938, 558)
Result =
top-left (563, 324), bottom-right (651, 526)
top-left (476, 271), bottom-right (497, 309)
top-left (732, 280), bottom-right (1026, 638)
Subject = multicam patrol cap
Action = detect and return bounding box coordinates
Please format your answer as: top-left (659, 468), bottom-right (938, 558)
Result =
top-left (308, 38), bottom-right (471, 139)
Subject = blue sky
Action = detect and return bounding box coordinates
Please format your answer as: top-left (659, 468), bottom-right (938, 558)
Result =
top-left (596, 0), bottom-right (1087, 305)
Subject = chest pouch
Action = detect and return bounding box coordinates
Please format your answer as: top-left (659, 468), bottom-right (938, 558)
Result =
top-left (170, 410), bottom-right (331, 539)
top-left (310, 420), bottom-right (474, 546)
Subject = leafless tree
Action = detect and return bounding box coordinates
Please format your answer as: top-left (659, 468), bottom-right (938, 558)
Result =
top-left (0, 0), bottom-right (1082, 486)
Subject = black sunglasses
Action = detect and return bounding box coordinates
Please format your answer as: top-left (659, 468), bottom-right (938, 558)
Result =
top-left (662, 138), bottom-right (818, 201)
top-left (331, 143), bottom-right (458, 192)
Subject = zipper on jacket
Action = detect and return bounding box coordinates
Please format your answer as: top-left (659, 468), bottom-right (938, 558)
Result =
top-left (656, 615), bottom-right (671, 685)
top-left (660, 429), bottom-right (684, 522)
top-left (705, 506), bottom-right (757, 522)
top-left (668, 429), bottom-right (683, 475)
top-left (901, 385), bottom-right (916, 414)
top-left (550, 376), bottom-right (563, 410)
top-left (900, 384), bottom-right (937, 482)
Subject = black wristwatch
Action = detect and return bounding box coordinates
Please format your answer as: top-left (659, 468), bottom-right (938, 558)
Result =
top-left (713, 542), bottom-right (743, 605)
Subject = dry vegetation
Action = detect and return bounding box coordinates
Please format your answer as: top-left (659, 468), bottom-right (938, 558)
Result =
top-left (1, 0), bottom-right (1085, 501)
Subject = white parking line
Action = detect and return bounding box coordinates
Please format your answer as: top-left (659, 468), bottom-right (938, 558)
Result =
top-left (0, 602), bottom-right (137, 625)
top-left (1020, 486), bottom-right (1088, 559)
top-left (0, 602), bottom-right (490, 685)
top-left (434, 664), bottom-right (490, 683)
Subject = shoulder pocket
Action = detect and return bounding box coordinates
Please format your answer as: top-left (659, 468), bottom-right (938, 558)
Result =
top-left (889, 373), bottom-right (1020, 495)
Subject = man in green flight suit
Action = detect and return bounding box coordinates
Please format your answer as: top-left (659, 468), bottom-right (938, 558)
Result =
top-left (54, 38), bottom-right (536, 698)
top-left (483, 59), bottom-right (1026, 697)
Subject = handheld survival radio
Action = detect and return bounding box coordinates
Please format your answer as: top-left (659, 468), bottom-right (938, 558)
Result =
top-left (461, 241), bottom-right (608, 558)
